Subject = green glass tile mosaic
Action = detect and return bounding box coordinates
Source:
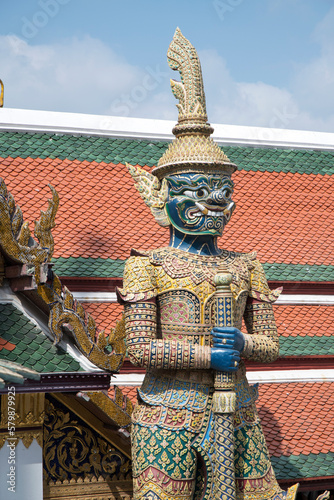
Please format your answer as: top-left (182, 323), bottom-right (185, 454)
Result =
top-left (53, 256), bottom-right (126, 277)
top-left (279, 336), bottom-right (334, 357)
top-left (53, 257), bottom-right (334, 282)
top-left (0, 303), bottom-right (82, 372)
top-left (263, 263), bottom-right (334, 282)
top-left (1, 131), bottom-right (334, 175)
top-left (272, 452), bottom-right (334, 480)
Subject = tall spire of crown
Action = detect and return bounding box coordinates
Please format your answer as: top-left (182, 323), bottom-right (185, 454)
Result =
top-left (167, 27), bottom-right (211, 136)
top-left (153, 28), bottom-right (236, 179)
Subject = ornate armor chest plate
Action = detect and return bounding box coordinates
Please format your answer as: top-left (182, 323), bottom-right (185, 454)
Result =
top-left (151, 248), bottom-right (252, 345)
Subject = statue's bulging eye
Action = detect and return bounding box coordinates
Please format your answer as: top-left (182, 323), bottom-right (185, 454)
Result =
top-left (182, 188), bottom-right (209, 199)
top-left (223, 188), bottom-right (232, 198)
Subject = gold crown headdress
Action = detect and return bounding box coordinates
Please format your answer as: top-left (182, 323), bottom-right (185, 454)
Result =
top-left (152, 28), bottom-right (237, 179)
top-left (127, 28), bottom-right (236, 227)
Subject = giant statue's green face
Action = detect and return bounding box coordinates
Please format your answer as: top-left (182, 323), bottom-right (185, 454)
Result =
top-left (165, 173), bottom-right (235, 236)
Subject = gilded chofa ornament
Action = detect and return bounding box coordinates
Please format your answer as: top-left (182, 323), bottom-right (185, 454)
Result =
top-left (0, 178), bottom-right (127, 372)
top-left (120, 29), bottom-right (320, 500)
top-left (0, 178), bottom-right (58, 270)
top-left (39, 275), bottom-right (126, 371)
top-left (0, 79), bottom-right (3, 107)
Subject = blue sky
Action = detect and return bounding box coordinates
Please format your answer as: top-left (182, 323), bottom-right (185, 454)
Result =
top-left (0, 0), bottom-right (333, 132)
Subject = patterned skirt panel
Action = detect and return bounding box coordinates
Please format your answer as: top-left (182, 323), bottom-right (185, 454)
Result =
top-left (131, 371), bottom-right (285, 500)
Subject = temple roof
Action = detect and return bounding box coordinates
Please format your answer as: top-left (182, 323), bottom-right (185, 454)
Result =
top-left (260, 382), bottom-right (334, 483)
top-left (0, 123), bottom-right (333, 282)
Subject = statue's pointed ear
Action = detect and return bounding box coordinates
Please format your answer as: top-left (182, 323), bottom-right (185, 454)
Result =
top-left (126, 163), bottom-right (170, 227)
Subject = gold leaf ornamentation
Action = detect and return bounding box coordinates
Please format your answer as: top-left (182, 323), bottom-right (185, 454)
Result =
top-left (34, 184), bottom-right (59, 259)
top-left (44, 397), bottom-right (132, 483)
top-left (0, 394), bottom-right (44, 449)
top-left (108, 316), bottom-right (126, 358)
top-left (167, 27), bottom-right (208, 123)
top-left (0, 179), bottom-right (58, 271)
top-left (126, 163), bottom-right (169, 227)
top-left (39, 282), bottom-right (126, 371)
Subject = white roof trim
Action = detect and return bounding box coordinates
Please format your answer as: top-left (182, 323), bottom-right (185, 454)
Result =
top-left (72, 291), bottom-right (334, 305)
top-left (1, 107), bottom-right (334, 150)
top-left (112, 369), bottom-right (334, 386)
top-left (247, 369), bottom-right (334, 384)
top-left (72, 292), bottom-right (118, 302)
top-left (276, 294), bottom-right (334, 305)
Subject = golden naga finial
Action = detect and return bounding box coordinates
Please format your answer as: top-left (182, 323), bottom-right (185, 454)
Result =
top-left (0, 80), bottom-right (4, 108)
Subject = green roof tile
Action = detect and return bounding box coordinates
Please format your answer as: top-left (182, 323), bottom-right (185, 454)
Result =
top-left (272, 452), bottom-right (334, 480)
top-left (1, 132), bottom-right (334, 175)
top-left (279, 336), bottom-right (334, 357)
top-left (53, 256), bottom-right (126, 277)
top-left (53, 257), bottom-right (334, 282)
top-left (0, 303), bottom-right (82, 373)
top-left (263, 263), bottom-right (334, 281)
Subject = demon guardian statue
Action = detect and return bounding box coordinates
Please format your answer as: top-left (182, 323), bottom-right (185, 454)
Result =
top-left (117, 28), bottom-right (299, 500)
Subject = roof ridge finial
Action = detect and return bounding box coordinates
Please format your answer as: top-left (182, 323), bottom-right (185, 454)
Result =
top-left (0, 80), bottom-right (4, 108)
top-left (167, 28), bottom-right (213, 138)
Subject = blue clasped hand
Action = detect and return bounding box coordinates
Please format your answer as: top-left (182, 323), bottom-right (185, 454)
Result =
top-left (210, 348), bottom-right (240, 372)
top-left (212, 327), bottom-right (245, 352)
top-left (210, 327), bottom-right (245, 372)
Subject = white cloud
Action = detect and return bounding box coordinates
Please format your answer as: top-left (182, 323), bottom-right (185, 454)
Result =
top-left (0, 35), bottom-right (145, 115)
top-left (291, 7), bottom-right (334, 122)
top-left (199, 49), bottom-right (300, 129)
top-left (200, 38), bottom-right (334, 132)
top-left (0, 24), bottom-right (333, 133)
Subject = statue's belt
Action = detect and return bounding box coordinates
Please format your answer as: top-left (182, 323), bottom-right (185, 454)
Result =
top-left (138, 369), bottom-right (258, 412)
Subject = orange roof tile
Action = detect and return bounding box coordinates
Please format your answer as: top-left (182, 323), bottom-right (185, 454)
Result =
top-left (81, 302), bottom-right (123, 332)
top-left (2, 158), bottom-right (333, 265)
top-left (116, 385), bottom-right (138, 405)
top-left (229, 170), bottom-right (333, 265)
top-left (258, 382), bottom-right (334, 457)
top-left (0, 337), bottom-right (16, 351)
top-left (273, 305), bottom-right (334, 338)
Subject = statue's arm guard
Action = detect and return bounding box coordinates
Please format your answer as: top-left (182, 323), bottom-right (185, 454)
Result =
top-left (242, 259), bottom-right (281, 363)
top-left (124, 301), bottom-right (210, 369)
top-left (118, 256), bottom-right (211, 370)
